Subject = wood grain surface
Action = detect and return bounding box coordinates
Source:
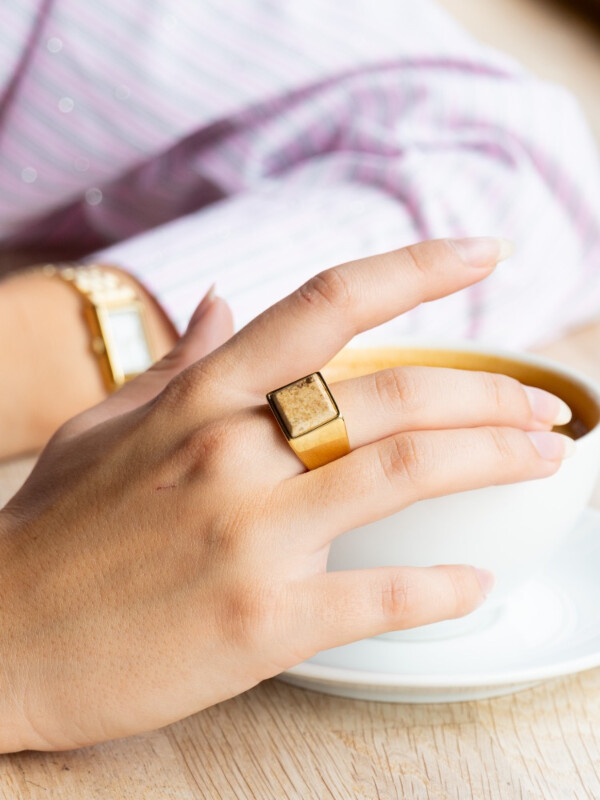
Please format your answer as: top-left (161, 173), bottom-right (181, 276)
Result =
top-left (436, 0), bottom-right (600, 142)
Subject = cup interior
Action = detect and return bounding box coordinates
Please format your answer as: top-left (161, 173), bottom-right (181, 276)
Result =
top-left (323, 346), bottom-right (600, 440)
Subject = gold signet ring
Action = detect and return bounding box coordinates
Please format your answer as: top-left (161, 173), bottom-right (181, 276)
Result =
top-left (266, 372), bottom-right (351, 470)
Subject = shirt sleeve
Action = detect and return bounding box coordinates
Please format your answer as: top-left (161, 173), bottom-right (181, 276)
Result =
top-left (87, 63), bottom-right (600, 349)
top-left (3, 0), bottom-right (600, 348)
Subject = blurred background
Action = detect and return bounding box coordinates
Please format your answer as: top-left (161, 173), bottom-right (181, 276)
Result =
top-left (2, 0), bottom-right (598, 274)
top-left (439, 0), bottom-right (600, 142)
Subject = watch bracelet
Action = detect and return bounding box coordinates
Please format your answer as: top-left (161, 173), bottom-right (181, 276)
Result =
top-left (36, 263), bottom-right (139, 306)
top-left (27, 262), bottom-right (155, 391)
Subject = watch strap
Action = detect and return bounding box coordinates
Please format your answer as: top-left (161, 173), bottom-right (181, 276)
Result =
top-left (39, 263), bottom-right (139, 306)
top-left (37, 262), bottom-right (156, 392)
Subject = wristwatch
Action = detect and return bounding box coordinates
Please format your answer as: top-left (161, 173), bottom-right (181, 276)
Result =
top-left (38, 263), bottom-right (156, 392)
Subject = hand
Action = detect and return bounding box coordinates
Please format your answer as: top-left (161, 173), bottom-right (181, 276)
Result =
top-left (0, 238), bottom-right (572, 752)
top-left (0, 268), bottom-right (231, 460)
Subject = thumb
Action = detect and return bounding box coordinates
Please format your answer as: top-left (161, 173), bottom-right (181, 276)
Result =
top-left (182, 284), bottom-right (234, 352)
top-left (59, 287), bottom-right (234, 436)
top-left (114, 284), bottom-right (234, 408)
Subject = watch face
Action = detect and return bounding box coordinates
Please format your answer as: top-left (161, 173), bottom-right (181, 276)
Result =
top-left (103, 305), bottom-right (153, 378)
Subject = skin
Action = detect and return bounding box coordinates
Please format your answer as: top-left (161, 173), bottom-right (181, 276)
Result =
top-left (0, 237), bottom-right (572, 753)
top-left (0, 266), bottom-right (184, 459)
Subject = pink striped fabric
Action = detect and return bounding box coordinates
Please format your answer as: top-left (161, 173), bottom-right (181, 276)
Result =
top-left (1, 0), bottom-right (600, 346)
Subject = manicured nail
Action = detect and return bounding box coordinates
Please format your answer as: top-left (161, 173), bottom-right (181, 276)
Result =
top-left (527, 431), bottom-right (576, 460)
top-left (187, 284), bottom-right (216, 331)
top-left (475, 568), bottom-right (496, 597)
top-left (523, 386), bottom-right (572, 426)
top-left (450, 237), bottom-right (515, 268)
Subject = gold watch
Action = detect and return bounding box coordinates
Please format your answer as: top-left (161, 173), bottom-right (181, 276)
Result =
top-left (38, 263), bottom-right (156, 392)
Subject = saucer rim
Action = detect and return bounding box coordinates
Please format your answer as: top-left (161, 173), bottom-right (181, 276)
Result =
top-left (283, 507), bottom-right (600, 690)
top-left (283, 649), bottom-right (600, 689)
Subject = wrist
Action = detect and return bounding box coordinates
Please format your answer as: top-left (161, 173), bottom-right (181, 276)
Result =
top-left (0, 277), bottom-right (52, 457)
top-left (0, 270), bottom-right (107, 458)
top-left (0, 265), bottom-right (177, 459)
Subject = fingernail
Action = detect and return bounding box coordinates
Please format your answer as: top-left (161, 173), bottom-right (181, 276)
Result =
top-left (187, 284), bottom-right (216, 331)
top-left (475, 568), bottom-right (496, 597)
top-left (527, 431), bottom-right (576, 460)
top-left (523, 386), bottom-right (572, 426)
top-left (450, 237), bottom-right (515, 268)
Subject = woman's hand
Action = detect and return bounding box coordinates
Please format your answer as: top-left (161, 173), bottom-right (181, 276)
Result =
top-left (0, 238), bottom-right (573, 753)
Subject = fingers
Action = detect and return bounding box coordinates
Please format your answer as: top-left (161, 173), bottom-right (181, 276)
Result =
top-left (210, 237), bottom-right (512, 395)
top-left (56, 291), bottom-right (234, 438)
top-left (251, 367), bottom-right (572, 484)
top-left (300, 565), bottom-right (493, 652)
top-left (290, 426), bottom-right (574, 546)
top-left (184, 286), bottom-right (235, 353)
top-left (333, 367), bottom-right (572, 449)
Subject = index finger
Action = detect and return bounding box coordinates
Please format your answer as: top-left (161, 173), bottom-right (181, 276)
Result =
top-left (211, 237), bottom-right (512, 395)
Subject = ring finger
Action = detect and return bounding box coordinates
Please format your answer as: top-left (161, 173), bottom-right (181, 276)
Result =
top-left (331, 366), bottom-right (571, 451)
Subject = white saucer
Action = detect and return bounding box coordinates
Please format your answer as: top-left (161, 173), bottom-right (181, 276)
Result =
top-left (279, 508), bottom-right (600, 703)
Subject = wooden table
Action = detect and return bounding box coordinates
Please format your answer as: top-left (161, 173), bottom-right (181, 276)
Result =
top-left (1, 320), bottom-right (600, 800)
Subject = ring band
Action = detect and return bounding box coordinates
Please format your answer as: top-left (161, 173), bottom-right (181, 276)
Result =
top-left (266, 372), bottom-right (351, 470)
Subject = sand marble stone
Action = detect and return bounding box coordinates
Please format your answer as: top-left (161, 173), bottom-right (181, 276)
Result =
top-left (270, 374), bottom-right (338, 438)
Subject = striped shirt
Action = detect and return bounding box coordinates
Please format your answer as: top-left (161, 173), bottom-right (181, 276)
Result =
top-left (1, 0), bottom-right (600, 346)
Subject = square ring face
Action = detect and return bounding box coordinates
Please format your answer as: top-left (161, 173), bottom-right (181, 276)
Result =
top-left (268, 373), bottom-right (339, 438)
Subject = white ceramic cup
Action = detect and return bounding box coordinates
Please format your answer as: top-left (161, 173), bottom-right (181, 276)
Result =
top-left (323, 344), bottom-right (600, 641)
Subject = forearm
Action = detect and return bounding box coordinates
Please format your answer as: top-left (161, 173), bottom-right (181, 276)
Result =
top-left (0, 266), bottom-right (177, 460)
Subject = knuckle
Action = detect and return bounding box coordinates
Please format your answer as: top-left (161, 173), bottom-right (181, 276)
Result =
top-left (373, 367), bottom-right (420, 415)
top-left (53, 416), bottom-right (80, 441)
top-left (482, 372), bottom-right (506, 413)
top-left (380, 573), bottom-right (418, 623)
top-left (156, 359), bottom-right (220, 413)
top-left (444, 568), bottom-right (476, 619)
top-left (178, 419), bottom-right (239, 475)
top-left (220, 581), bottom-right (275, 649)
top-left (297, 267), bottom-right (354, 313)
top-left (403, 244), bottom-right (432, 280)
top-left (484, 426), bottom-right (516, 461)
top-left (50, 409), bottom-right (97, 444)
top-left (378, 434), bottom-right (425, 494)
top-left (155, 368), bottom-right (198, 412)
